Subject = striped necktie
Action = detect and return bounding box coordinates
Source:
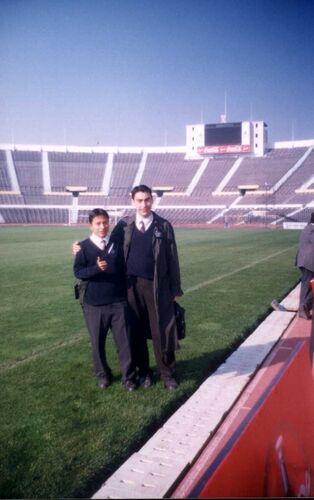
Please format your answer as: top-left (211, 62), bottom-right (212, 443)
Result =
top-left (139, 221), bottom-right (145, 233)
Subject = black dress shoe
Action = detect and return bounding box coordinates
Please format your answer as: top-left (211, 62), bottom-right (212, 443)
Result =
top-left (164, 378), bottom-right (177, 391)
top-left (139, 374), bottom-right (152, 389)
top-left (97, 377), bottom-right (111, 389)
top-left (271, 299), bottom-right (287, 312)
top-left (124, 380), bottom-right (137, 392)
top-left (299, 304), bottom-right (311, 320)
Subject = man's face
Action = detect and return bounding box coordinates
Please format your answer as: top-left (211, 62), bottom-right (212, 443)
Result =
top-left (90, 215), bottom-right (109, 239)
top-left (132, 191), bottom-right (153, 218)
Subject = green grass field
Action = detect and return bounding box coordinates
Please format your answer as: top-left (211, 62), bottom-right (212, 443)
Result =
top-left (0, 226), bottom-right (300, 498)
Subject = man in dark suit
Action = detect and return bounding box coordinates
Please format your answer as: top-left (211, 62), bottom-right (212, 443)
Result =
top-left (296, 212), bottom-right (314, 320)
top-left (110, 185), bottom-right (183, 390)
top-left (73, 208), bottom-right (136, 390)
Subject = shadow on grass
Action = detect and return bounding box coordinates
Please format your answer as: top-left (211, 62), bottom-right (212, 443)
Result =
top-left (72, 350), bottom-right (254, 497)
top-left (73, 342), bottom-right (237, 498)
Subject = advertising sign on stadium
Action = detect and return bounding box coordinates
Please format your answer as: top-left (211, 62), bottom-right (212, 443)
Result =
top-left (197, 144), bottom-right (251, 155)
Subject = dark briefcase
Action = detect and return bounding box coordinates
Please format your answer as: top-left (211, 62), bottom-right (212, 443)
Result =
top-left (74, 280), bottom-right (88, 306)
top-left (174, 301), bottom-right (186, 340)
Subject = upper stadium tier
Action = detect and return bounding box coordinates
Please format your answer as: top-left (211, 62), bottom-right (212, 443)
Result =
top-left (0, 136), bottom-right (313, 226)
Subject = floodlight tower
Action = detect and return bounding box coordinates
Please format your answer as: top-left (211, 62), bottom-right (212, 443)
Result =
top-left (65, 185), bottom-right (87, 224)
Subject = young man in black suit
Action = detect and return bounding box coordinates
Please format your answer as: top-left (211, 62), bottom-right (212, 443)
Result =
top-left (110, 185), bottom-right (183, 390)
top-left (73, 208), bottom-right (136, 391)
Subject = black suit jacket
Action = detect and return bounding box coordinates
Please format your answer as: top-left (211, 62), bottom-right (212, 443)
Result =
top-left (73, 238), bottom-right (126, 305)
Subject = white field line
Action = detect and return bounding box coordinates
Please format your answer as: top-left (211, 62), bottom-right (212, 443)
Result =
top-left (1, 247), bottom-right (292, 373)
top-left (184, 247), bottom-right (292, 294)
top-left (0, 334), bottom-right (85, 373)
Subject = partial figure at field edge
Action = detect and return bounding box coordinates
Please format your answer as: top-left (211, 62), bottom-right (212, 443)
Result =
top-left (296, 212), bottom-right (314, 321)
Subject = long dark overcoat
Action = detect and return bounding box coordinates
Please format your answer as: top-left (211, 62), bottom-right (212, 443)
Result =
top-left (111, 211), bottom-right (183, 353)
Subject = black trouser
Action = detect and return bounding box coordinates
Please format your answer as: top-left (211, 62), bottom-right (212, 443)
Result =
top-left (83, 301), bottom-right (135, 382)
top-left (127, 276), bottom-right (175, 381)
top-left (299, 267), bottom-right (314, 310)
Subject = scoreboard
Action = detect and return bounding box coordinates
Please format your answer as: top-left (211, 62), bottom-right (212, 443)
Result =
top-left (186, 121), bottom-right (267, 156)
top-left (205, 122), bottom-right (242, 146)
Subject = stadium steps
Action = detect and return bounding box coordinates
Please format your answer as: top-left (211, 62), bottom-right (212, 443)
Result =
top-left (5, 150), bottom-right (20, 193)
top-left (102, 153), bottom-right (114, 195)
top-left (185, 158), bottom-right (209, 196)
top-left (42, 151), bottom-right (51, 192)
top-left (133, 151), bottom-right (148, 187)
top-left (271, 146), bottom-right (314, 194)
top-left (92, 284), bottom-right (300, 499)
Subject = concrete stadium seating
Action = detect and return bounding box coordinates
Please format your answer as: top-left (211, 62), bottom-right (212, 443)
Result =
top-left (0, 145), bottom-right (313, 225)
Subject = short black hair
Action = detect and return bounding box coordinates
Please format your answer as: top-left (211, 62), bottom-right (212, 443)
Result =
top-left (88, 208), bottom-right (109, 224)
top-left (310, 212), bottom-right (314, 224)
top-left (131, 184), bottom-right (152, 199)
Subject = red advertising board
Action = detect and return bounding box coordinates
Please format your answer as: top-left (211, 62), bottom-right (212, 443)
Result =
top-left (198, 144), bottom-right (251, 155)
top-left (172, 318), bottom-right (314, 498)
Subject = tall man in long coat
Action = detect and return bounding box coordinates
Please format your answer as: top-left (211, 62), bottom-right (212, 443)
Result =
top-left (296, 212), bottom-right (314, 320)
top-left (110, 185), bottom-right (183, 390)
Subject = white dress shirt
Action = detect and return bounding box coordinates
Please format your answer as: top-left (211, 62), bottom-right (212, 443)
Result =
top-left (135, 213), bottom-right (153, 232)
top-left (90, 233), bottom-right (109, 250)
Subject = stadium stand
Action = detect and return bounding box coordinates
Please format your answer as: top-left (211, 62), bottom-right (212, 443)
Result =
top-left (109, 152), bottom-right (142, 194)
top-left (13, 150), bottom-right (43, 195)
top-left (0, 150), bottom-right (12, 190)
top-left (49, 151), bottom-right (107, 192)
top-left (141, 153), bottom-right (202, 192)
top-left (229, 148), bottom-right (307, 190)
top-left (0, 142), bottom-right (313, 225)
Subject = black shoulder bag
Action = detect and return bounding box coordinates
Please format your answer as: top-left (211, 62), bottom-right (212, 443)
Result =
top-left (174, 301), bottom-right (186, 340)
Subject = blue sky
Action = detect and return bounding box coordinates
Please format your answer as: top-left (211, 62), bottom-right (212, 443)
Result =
top-left (0, 0), bottom-right (313, 147)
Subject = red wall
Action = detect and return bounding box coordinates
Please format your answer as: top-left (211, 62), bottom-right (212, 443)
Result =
top-left (172, 319), bottom-right (314, 498)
